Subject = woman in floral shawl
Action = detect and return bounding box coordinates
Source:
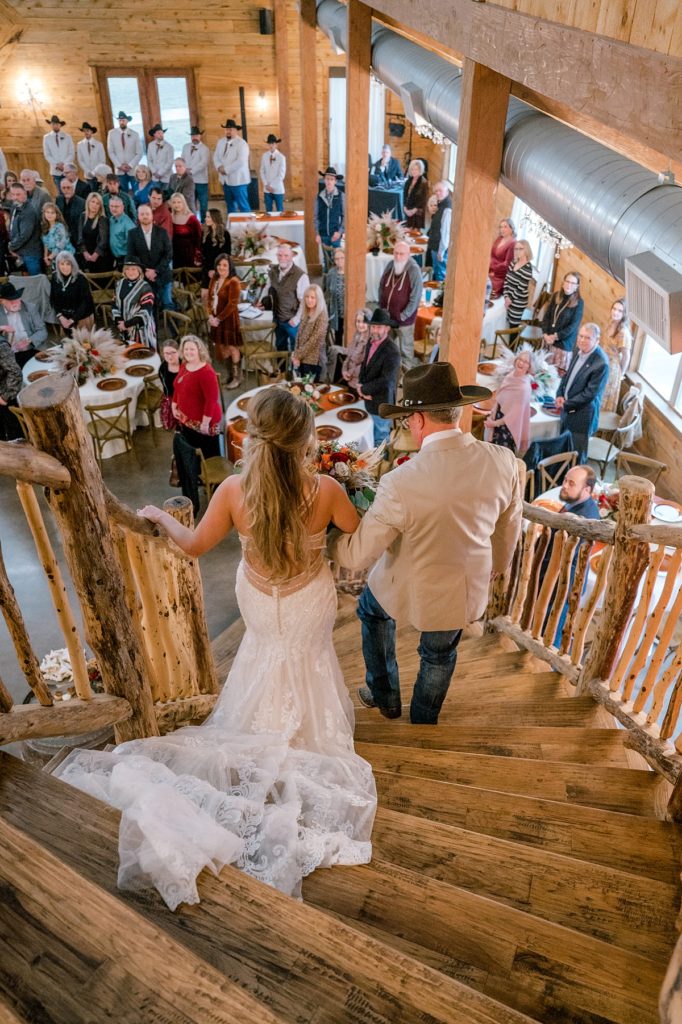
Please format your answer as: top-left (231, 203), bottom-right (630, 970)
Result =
top-left (112, 257), bottom-right (157, 349)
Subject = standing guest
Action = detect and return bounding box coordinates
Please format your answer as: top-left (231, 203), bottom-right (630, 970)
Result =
top-left (555, 322), bottom-right (609, 462)
top-left (403, 160), bottom-right (429, 229)
top-left (259, 134), bottom-right (286, 213)
top-left (600, 298), bottom-right (632, 413)
top-left (503, 239), bottom-right (535, 331)
top-left (112, 257), bottom-right (156, 349)
top-left (107, 195), bottom-right (135, 269)
top-left (172, 334), bottom-right (222, 459)
top-left (42, 115), bottom-right (74, 189)
top-left (541, 271), bottom-right (584, 371)
top-left (0, 332), bottom-right (24, 441)
top-left (61, 163), bottom-right (90, 200)
top-left (0, 281), bottom-right (48, 366)
top-left (324, 247), bottom-right (345, 346)
top-left (182, 126), bottom-right (210, 222)
top-left (259, 243), bottom-right (309, 353)
top-left (314, 167), bottom-right (344, 268)
top-left (132, 165), bottom-right (153, 207)
top-left (168, 158), bottom-right (196, 213)
top-left (57, 179), bottom-right (85, 248)
top-left (488, 218), bottom-right (517, 298)
top-left (102, 174), bottom-right (136, 220)
top-left (329, 361), bottom-right (521, 725)
top-left (370, 144), bottom-right (402, 184)
top-left (41, 203), bottom-right (74, 269)
top-left (78, 192), bottom-right (111, 272)
top-left (146, 124), bottom-right (174, 189)
top-left (2, 170), bottom-right (18, 203)
top-left (426, 180), bottom-right (452, 282)
top-left (213, 118), bottom-right (251, 214)
top-left (126, 204), bottom-right (173, 312)
top-left (50, 251), bottom-right (95, 333)
top-left (292, 285), bottom-right (328, 381)
top-left (76, 122), bottom-right (105, 189)
top-left (357, 308), bottom-right (401, 445)
top-left (8, 183), bottom-right (43, 275)
top-left (340, 309), bottom-right (372, 392)
top-left (158, 340), bottom-right (181, 430)
top-left (19, 170), bottom-right (50, 215)
top-left (378, 239), bottom-right (422, 369)
top-left (149, 187), bottom-right (173, 239)
top-left (484, 349), bottom-right (534, 455)
top-left (207, 253), bottom-right (242, 390)
top-left (107, 111), bottom-right (143, 193)
top-left (201, 208), bottom-right (230, 299)
top-left (169, 193), bottom-right (202, 269)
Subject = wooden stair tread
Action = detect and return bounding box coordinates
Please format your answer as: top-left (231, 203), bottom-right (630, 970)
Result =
top-left (0, 753), bottom-right (537, 1024)
top-left (354, 696), bottom-right (602, 726)
top-left (357, 742), bottom-right (667, 816)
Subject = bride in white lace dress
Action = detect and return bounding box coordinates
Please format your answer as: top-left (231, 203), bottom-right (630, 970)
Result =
top-left (56, 387), bottom-right (377, 910)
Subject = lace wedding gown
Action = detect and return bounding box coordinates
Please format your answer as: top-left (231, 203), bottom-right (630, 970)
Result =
top-left (55, 530), bottom-right (377, 910)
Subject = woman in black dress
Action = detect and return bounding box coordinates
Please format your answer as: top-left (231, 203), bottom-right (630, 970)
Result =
top-left (50, 251), bottom-right (96, 334)
top-left (201, 208), bottom-right (231, 300)
top-left (78, 192), bottom-right (112, 273)
top-left (402, 160), bottom-right (429, 229)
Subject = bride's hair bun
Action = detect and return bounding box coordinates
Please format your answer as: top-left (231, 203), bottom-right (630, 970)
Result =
top-left (247, 387), bottom-right (314, 452)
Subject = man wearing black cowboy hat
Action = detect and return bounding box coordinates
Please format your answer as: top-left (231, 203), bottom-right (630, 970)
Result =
top-left (182, 127), bottom-right (210, 221)
top-left (259, 134), bottom-right (286, 213)
top-left (314, 166), bottom-right (344, 270)
top-left (330, 361), bottom-right (522, 725)
top-left (213, 119), bottom-right (250, 214)
top-left (42, 115), bottom-right (75, 189)
top-left (107, 111), bottom-right (143, 195)
top-left (147, 124), bottom-right (174, 189)
top-left (357, 308), bottom-right (401, 445)
top-left (76, 122), bottom-right (106, 186)
top-left (0, 281), bottom-right (48, 367)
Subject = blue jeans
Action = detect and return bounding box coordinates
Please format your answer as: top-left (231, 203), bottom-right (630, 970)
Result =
top-left (20, 253), bottom-right (42, 276)
top-left (275, 319), bottom-right (298, 352)
top-left (429, 249), bottom-right (448, 282)
top-left (223, 183), bottom-right (250, 213)
top-left (371, 414), bottom-right (391, 446)
top-left (264, 191), bottom-right (284, 213)
top-left (194, 183), bottom-right (209, 221)
top-left (357, 586), bottom-right (463, 724)
top-left (117, 173), bottom-right (136, 194)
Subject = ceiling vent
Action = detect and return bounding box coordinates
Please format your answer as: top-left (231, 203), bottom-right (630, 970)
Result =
top-left (625, 251), bottom-right (682, 354)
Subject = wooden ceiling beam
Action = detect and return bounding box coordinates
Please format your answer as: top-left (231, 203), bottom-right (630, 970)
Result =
top-left (367, 0), bottom-right (682, 166)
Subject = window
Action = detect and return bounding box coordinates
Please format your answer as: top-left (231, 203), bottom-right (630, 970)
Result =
top-left (96, 67), bottom-right (199, 157)
top-left (636, 333), bottom-right (682, 408)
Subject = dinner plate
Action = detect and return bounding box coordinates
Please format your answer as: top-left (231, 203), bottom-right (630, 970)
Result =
top-left (124, 346), bottom-right (154, 360)
top-left (125, 364), bottom-right (154, 377)
top-left (316, 425), bottom-right (342, 441)
top-left (96, 377), bottom-right (126, 391)
top-left (328, 391), bottom-right (356, 406)
top-left (477, 362), bottom-right (497, 376)
top-left (27, 370), bottom-right (50, 382)
top-left (317, 383), bottom-right (331, 394)
top-left (237, 396), bottom-right (251, 411)
top-left (337, 408), bottom-right (368, 423)
top-left (532, 498), bottom-right (563, 513)
top-left (409, 246), bottom-right (422, 253)
top-left (35, 351), bottom-right (55, 363)
top-left (229, 416), bottom-right (247, 432)
top-left (652, 503), bottom-right (682, 524)
top-left (544, 406), bottom-right (561, 417)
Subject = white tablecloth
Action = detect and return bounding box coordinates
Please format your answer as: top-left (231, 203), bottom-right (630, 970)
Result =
top-left (227, 382), bottom-right (375, 452)
top-left (22, 348), bottom-right (161, 459)
top-left (365, 252), bottom-right (393, 303)
top-left (228, 213), bottom-right (306, 251)
top-left (481, 298), bottom-right (508, 350)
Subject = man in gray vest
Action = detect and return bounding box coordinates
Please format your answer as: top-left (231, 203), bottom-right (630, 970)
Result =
top-left (259, 244), bottom-right (310, 352)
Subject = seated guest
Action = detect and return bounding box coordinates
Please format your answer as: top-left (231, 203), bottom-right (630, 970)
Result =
top-left (50, 251), bottom-right (95, 333)
top-left (0, 281), bottom-right (48, 366)
top-left (19, 169), bottom-right (50, 215)
top-left (488, 218), bottom-right (516, 298)
top-left (41, 202), bottom-right (74, 270)
top-left (169, 193), bottom-right (202, 269)
top-left (126, 203), bottom-right (173, 311)
top-left (541, 271), bottom-right (584, 371)
top-left (76, 122), bottom-right (106, 190)
top-left (314, 167), bottom-right (344, 269)
top-left (504, 239), bottom-right (535, 330)
top-left (324, 247), bottom-right (345, 346)
top-left (149, 186), bottom-right (173, 239)
top-left (371, 144), bottom-right (402, 185)
top-left (146, 124), bottom-right (174, 189)
top-left (57, 178), bottom-right (85, 248)
top-left (92, 163), bottom-right (112, 192)
top-left (102, 174), bottom-right (136, 220)
top-left (158, 340), bottom-right (181, 430)
top-left (378, 239), bottom-right (422, 369)
top-left (426, 181), bottom-right (452, 282)
top-left (207, 253), bottom-right (242, 389)
top-left (0, 333), bottom-right (24, 440)
top-left (357, 308), bottom-right (401, 445)
top-left (61, 163), bottom-right (90, 201)
top-left (132, 165), bottom-right (153, 207)
top-left (292, 285), bottom-right (328, 382)
top-left (171, 334), bottom-right (222, 461)
top-left (112, 257), bottom-right (157, 349)
top-left (201, 208), bottom-right (230, 298)
top-left (341, 308), bottom-right (371, 391)
top-left (484, 349), bottom-right (533, 455)
top-left (78, 192), bottom-right (112, 272)
top-left (8, 183), bottom-right (43, 276)
top-left (555, 322), bottom-right (609, 462)
top-left (107, 195), bottom-right (136, 269)
top-left (403, 159), bottom-right (429, 228)
top-left (600, 298), bottom-right (632, 413)
top-left (168, 158), bottom-right (196, 213)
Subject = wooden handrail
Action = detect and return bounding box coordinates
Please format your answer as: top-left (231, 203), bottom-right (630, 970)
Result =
top-left (0, 440), bottom-right (71, 489)
top-left (523, 501), bottom-right (615, 542)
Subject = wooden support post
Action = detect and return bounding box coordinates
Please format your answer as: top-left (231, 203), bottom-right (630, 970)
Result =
top-left (299, 0), bottom-right (321, 276)
top-left (439, 59), bottom-right (510, 432)
top-left (0, 539), bottom-right (52, 707)
top-left (18, 374), bottom-right (159, 741)
top-left (273, 0), bottom-right (291, 167)
top-left (0, 673), bottom-right (13, 713)
top-left (344, 0), bottom-right (372, 338)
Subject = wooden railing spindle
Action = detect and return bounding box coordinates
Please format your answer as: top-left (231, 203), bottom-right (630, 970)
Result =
top-left (609, 544), bottom-right (666, 695)
top-left (0, 540), bottom-right (53, 707)
top-left (559, 540), bottom-right (591, 656)
top-left (510, 523), bottom-right (540, 624)
top-left (542, 533), bottom-right (580, 648)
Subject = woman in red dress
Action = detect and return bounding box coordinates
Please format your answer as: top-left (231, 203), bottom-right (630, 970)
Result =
top-left (488, 217), bottom-right (516, 298)
top-left (169, 193), bottom-right (202, 269)
top-left (207, 253), bottom-right (243, 389)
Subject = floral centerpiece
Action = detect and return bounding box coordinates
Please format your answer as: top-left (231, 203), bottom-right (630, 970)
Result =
top-left (367, 211), bottom-right (407, 253)
top-left (594, 483), bottom-right (620, 519)
top-left (279, 375), bottom-right (323, 413)
top-left (234, 220), bottom-right (275, 257)
top-left (491, 345), bottom-right (559, 400)
top-left (39, 647), bottom-right (103, 700)
top-left (244, 264), bottom-right (270, 304)
top-left (49, 327), bottom-right (125, 386)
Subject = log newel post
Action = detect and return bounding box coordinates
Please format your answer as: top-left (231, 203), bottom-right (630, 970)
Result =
top-left (299, 0), bottom-right (321, 276)
top-left (576, 475), bottom-right (653, 696)
top-left (18, 374), bottom-right (159, 741)
top-left (344, 0), bottom-right (372, 339)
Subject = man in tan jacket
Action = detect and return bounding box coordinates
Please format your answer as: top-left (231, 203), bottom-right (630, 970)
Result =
top-left (329, 362), bottom-right (522, 724)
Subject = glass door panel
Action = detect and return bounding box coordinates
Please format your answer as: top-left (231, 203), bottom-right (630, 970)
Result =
top-left (106, 77), bottom-right (145, 144)
top-left (156, 77), bottom-right (191, 157)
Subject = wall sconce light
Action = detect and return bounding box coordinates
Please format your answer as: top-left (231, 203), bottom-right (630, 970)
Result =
top-left (256, 90), bottom-right (267, 112)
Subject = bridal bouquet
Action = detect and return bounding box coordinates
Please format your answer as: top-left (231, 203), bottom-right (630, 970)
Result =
top-left (367, 211), bottom-right (407, 253)
top-left (315, 440), bottom-right (386, 513)
top-left (49, 327), bottom-right (125, 386)
top-left (234, 221), bottom-right (275, 257)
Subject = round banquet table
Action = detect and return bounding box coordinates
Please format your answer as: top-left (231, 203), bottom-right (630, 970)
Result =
top-left (228, 212), bottom-right (305, 251)
top-left (225, 382), bottom-right (375, 463)
top-left (22, 347), bottom-right (161, 459)
top-left (481, 297), bottom-right (508, 351)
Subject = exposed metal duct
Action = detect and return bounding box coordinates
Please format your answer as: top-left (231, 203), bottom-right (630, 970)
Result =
top-left (316, 0), bottom-right (682, 284)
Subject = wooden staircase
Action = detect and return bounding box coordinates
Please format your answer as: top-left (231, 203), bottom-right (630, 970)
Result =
top-left (1, 599), bottom-right (680, 1023)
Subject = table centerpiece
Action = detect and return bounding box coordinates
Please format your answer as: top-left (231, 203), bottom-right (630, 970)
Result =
top-left (48, 327), bottom-right (125, 386)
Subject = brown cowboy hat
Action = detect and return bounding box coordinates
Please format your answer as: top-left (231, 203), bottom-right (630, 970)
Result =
top-left (378, 361), bottom-right (491, 418)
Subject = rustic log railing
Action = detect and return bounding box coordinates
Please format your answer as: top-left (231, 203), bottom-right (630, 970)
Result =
top-left (0, 373), bottom-right (219, 749)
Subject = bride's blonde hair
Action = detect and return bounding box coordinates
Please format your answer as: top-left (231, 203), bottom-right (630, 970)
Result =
top-left (241, 388), bottom-right (316, 580)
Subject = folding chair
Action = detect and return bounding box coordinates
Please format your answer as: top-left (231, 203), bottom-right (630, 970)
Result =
top-left (587, 410), bottom-right (643, 478)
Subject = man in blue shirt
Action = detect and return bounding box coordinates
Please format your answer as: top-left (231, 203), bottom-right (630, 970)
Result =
top-left (107, 195), bottom-right (135, 270)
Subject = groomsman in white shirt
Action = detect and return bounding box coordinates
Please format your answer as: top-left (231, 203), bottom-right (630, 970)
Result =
top-left (76, 122), bottom-right (105, 189)
top-left (213, 118), bottom-right (250, 214)
top-left (182, 126), bottom-right (209, 221)
top-left (42, 115), bottom-right (75, 190)
top-left (259, 134), bottom-right (286, 213)
top-left (146, 124), bottom-right (174, 189)
top-left (107, 111), bottom-right (143, 194)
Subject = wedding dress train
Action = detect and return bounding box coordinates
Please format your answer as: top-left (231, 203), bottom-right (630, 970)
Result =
top-left (55, 533), bottom-right (377, 910)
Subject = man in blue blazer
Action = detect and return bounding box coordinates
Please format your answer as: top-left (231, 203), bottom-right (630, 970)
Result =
top-left (555, 322), bottom-right (609, 462)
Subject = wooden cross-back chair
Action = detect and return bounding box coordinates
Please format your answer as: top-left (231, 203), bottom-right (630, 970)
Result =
top-left (615, 451), bottom-right (667, 488)
top-left (240, 323), bottom-right (288, 383)
top-left (135, 373), bottom-right (164, 445)
top-left (537, 450), bottom-right (579, 495)
top-left (195, 447), bottom-right (233, 500)
top-left (84, 397), bottom-right (136, 466)
top-left (84, 270), bottom-right (121, 326)
top-left (587, 411), bottom-right (643, 478)
top-left (491, 283), bottom-right (550, 357)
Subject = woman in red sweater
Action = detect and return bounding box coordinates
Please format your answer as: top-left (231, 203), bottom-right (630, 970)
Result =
top-left (172, 335), bottom-right (222, 458)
